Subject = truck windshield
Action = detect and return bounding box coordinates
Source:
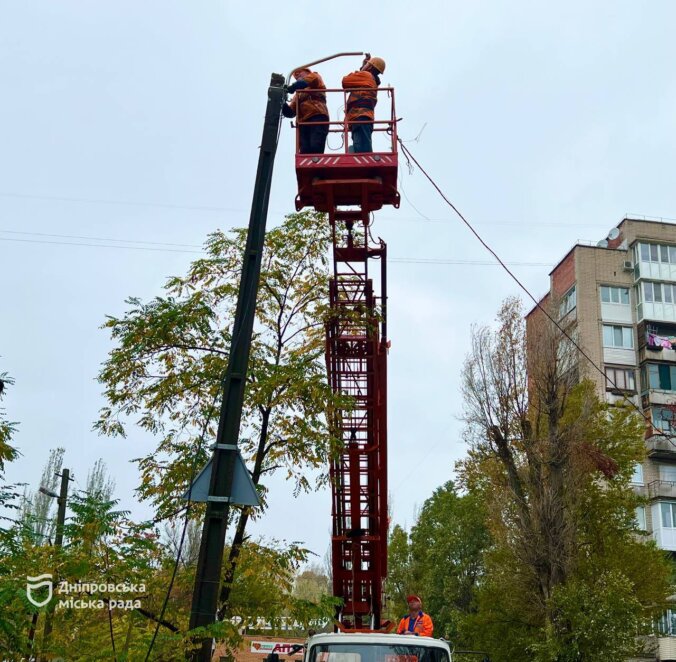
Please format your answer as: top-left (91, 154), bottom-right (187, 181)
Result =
top-left (309, 644), bottom-right (450, 662)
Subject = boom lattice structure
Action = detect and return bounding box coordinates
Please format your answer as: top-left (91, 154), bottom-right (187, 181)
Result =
top-left (294, 82), bottom-right (399, 629)
top-left (326, 217), bottom-right (388, 629)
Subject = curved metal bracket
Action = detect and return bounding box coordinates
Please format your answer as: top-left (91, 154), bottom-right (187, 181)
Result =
top-left (287, 52), bottom-right (365, 84)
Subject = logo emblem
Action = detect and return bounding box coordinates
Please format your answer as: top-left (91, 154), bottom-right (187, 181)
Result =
top-left (26, 574), bottom-right (53, 607)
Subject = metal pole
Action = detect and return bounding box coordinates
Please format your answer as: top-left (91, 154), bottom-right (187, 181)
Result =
top-left (41, 468), bottom-right (70, 657)
top-left (187, 72), bottom-right (286, 661)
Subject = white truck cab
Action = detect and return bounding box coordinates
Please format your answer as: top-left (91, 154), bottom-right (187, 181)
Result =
top-left (304, 632), bottom-right (452, 662)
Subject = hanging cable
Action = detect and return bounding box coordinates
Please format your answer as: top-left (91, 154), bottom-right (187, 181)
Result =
top-left (397, 138), bottom-right (676, 448)
top-left (143, 389), bottom-right (221, 660)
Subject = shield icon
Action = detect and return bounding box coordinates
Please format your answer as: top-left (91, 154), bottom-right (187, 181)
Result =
top-left (26, 573), bottom-right (53, 608)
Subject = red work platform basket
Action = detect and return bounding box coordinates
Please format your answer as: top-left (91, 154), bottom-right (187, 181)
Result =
top-left (292, 87), bottom-right (400, 214)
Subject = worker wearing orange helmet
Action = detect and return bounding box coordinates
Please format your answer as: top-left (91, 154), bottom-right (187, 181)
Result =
top-left (396, 595), bottom-right (434, 637)
top-left (282, 67), bottom-right (329, 154)
top-left (342, 54), bottom-right (386, 153)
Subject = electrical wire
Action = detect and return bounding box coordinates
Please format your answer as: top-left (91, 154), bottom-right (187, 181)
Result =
top-left (0, 228), bottom-right (203, 249)
top-left (0, 190), bottom-right (633, 228)
top-left (398, 171), bottom-right (431, 221)
top-left (0, 233), bottom-right (551, 266)
top-left (0, 235), bottom-right (202, 254)
top-left (0, 191), bottom-right (235, 213)
top-left (397, 138), bottom-right (676, 448)
top-left (105, 547), bottom-right (119, 662)
top-left (143, 390), bottom-right (221, 661)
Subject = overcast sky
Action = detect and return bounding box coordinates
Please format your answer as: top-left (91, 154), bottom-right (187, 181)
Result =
top-left (2, 1), bottom-right (676, 563)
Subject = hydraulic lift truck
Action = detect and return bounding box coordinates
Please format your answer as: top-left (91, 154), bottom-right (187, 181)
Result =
top-left (290, 51), bottom-right (457, 662)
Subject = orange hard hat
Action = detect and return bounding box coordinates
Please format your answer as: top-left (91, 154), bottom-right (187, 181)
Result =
top-left (368, 57), bottom-right (386, 74)
top-left (292, 67), bottom-right (311, 79)
top-left (406, 595), bottom-right (421, 604)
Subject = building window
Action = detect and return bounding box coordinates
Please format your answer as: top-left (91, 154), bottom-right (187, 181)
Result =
top-left (602, 325), bottom-right (633, 349)
top-left (635, 506), bottom-right (646, 531)
top-left (658, 610), bottom-right (676, 636)
top-left (632, 463), bottom-right (644, 484)
top-left (600, 286), bottom-right (630, 304)
top-left (638, 242), bottom-right (676, 264)
top-left (643, 281), bottom-right (676, 304)
top-left (652, 406), bottom-right (676, 433)
top-left (560, 285), bottom-right (576, 317)
top-left (605, 366), bottom-right (635, 391)
top-left (660, 464), bottom-right (676, 482)
top-left (661, 502), bottom-right (676, 528)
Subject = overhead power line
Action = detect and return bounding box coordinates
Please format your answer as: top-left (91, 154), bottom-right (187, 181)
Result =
top-left (0, 232), bottom-right (553, 266)
top-left (0, 191), bottom-right (235, 214)
top-left (0, 228), bottom-right (203, 248)
top-left (0, 190), bottom-right (621, 227)
top-left (397, 138), bottom-right (676, 448)
top-left (0, 236), bottom-right (202, 254)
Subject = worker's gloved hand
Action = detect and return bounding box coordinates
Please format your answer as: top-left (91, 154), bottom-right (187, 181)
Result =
top-left (281, 103), bottom-right (295, 118)
top-left (287, 80), bottom-right (309, 94)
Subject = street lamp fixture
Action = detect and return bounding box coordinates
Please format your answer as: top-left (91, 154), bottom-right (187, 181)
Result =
top-left (39, 486), bottom-right (59, 499)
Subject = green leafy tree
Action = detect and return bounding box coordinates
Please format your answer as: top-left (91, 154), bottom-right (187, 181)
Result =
top-left (0, 372), bottom-right (18, 478)
top-left (293, 562), bottom-right (330, 604)
top-left (384, 488), bottom-right (488, 641)
top-left (0, 372), bottom-right (20, 522)
top-left (458, 297), bottom-right (671, 661)
top-left (384, 524), bottom-right (414, 623)
top-left (19, 447), bottom-right (64, 545)
top-left (96, 211), bottom-right (340, 621)
top-left (0, 371), bottom-right (25, 656)
top-left (0, 454), bottom-right (172, 661)
top-left (408, 482), bottom-right (488, 643)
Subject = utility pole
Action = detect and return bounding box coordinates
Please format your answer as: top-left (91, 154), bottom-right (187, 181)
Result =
top-left (187, 73), bottom-right (286, 661)
top-left (41, 468), bottom-right (71, 658)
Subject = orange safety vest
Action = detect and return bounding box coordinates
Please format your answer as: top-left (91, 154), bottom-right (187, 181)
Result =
top-left (396, 611), bottom-right (434, 637)
top-left (342, 70), bottom-right (378, 123)
top-left (288, 72), bottom-right (328, 123)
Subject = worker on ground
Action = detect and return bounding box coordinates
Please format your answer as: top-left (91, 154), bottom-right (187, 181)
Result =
top-left (342, 54), bottom-right (385, 153)
top-left (396, 595), bottom-right (434, 637)
top-left (283, 67), bottom-right (329, 154)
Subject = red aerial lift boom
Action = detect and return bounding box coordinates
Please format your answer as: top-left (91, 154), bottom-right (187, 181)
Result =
top-left (293, 57), bottom-right (400, 631)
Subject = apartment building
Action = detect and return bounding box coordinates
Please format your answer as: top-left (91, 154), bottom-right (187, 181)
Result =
top-left (526, 217), bottom-right (676, 660)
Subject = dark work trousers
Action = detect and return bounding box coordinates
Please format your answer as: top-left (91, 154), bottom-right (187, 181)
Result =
top-left (351, 119), bottom-right (374, 153)
top-left (299, 115), bottom-right (329, 154)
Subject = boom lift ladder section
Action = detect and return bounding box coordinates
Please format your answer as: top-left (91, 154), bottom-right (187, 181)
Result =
top-left (326, 215), bottom-right (388, 630)
top-left (293, 83), bottom-right (398, 630)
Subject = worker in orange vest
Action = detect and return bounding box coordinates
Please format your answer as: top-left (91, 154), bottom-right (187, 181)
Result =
top-left (283, 67), bottom-right (329, 154)
top-left (342, 54), bottom-right (386, 153)
top-left (396, 595), bottom-right (434, 637)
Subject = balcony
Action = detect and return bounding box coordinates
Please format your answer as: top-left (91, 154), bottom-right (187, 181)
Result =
top-left (645, 390), bottom-right (676, 406)
top-left (648, 480), bottom-right (676, 499)
top-left (659, 635), bottom-right (676, 660)
top-left (631, 482), bottom-right (647, 497)
top-left (653, 526), bottom-right (676, 552)
top-left (605, 391), bottom-right (639, 407)
top-left (639, 345), bottom-right (676, 364)
top-left (647, 435), bottom-right (676, 459)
